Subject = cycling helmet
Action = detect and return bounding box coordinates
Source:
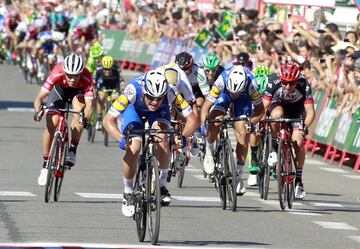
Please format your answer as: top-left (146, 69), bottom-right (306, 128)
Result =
top-left (101, 56), bottom-right (113, 69)
top-left (226, 65), bottom-right (247, 94)
top-left (253, 65), bottom-right (271, 76)
top-left (237, 52), bottom-right (250, 65)
top-left (203, 53), bottom-right (220, 71)
top-left (175, 51), bottom-right (194, 71)
top-left (144, 69), bottom-right (168, 98)
top-left (254, 73), bottom-right (268, 94)
top-left (62, 54), bottom-right (84, 75)
top-left (79, 19), bottom-right (89, 30)
top-left (279, 63), bottom-right (300, 82)
top-left (89, 43), bottom-right (103, 59)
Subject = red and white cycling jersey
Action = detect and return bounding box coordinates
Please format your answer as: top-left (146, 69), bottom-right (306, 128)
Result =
top-left (72, 25), bottom-right (97, 42)
top-left (42, 62), bottom-right (94, 99)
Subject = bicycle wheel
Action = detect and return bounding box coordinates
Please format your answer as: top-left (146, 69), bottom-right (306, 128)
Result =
top-left (87, 110), bottom-right (96, 143)
top-left (287, 147), bottom-right (295, 209)
top-left (134, 168), bottom-right (146, 242)
top-left (215, 149), bottom-right (226, 210)
top-left (224, 140), bottom-right (237, 212)
top-left (277, 140), bottom-right (286, 210)
top-left (103, 100), bottom-right (111, 146)
top-left (262, 132), bottom-right (272, 200)
top-left (176, 160), bottom-right (185, 188)
top-left (146, 157), bottom-right (160, 245)
top-left (257, 135), bottom-right (265, 198)
top-left (45, 134), bottom-right (60, 203)
top-left (54, 138), bottom-right (68, 202)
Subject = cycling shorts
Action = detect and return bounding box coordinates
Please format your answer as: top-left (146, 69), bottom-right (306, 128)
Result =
top-left (269, 102), bottom-right (306, 129)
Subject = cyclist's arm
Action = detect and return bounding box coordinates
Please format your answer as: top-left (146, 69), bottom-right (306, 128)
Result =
top-left (34, 89), bottom-right (48, 113)
top-left (248, 75), bottom-right (265, 124)
top-left (304, 103), bottom-right (315, 127)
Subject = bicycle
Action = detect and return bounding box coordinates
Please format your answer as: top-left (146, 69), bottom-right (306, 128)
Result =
top-left (257, 117), bottom-right (273, 200)
top-left (36, 102), bottom-right (85, 203)
top-left (128, 127), bottom-right (180, 245)
top-left (206, 115), bottom-right (250, 212)
top-left (167, 120), bottom-right (187, 188)
top-left (267, 118), bottom-right (304, 210)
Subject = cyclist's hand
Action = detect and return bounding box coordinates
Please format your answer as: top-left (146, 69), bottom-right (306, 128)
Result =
top-left (80, 117), bottom-right (88, 128)
top-left (200, 125), bottom-right (207, 136)
top-left (118, 137), bottom-right (127, 150)
top-left (301, 125), bottom-right (308, 137)
top-left (244, 123), bottom-right (255, 134)
top-left (33, 110), bottom-right (43, 122)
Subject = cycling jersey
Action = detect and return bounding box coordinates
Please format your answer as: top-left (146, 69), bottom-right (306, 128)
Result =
top-left (42, 62), bottom-right (94, 99)
top-left (207, 65), bottom-right (262, 106)
top-left (187, 64), bottom-right (208, 95)
top-left (72, 24), bottom-right (97, 42)
top-left (159, 63), bottom-right (196, 104)
top-left (95, 65), bottom-right (124, 91)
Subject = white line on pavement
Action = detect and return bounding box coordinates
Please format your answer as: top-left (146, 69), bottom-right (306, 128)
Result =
top-left (288, 209), bottom-right (322, 216)
top-left (192, 174), bottom-right (209, 180)
top-left (343, 174), bottom-right (360, 179)
top-left (310, 202), bottom-right (343, 207)
top-left (348, 236), bottom-right (360, 243)
top-left (0, 191), bottom-right (36, 196)
top-left (75, 192), bottom-right (123, 199)
top-left (320, 167), bottom-right (348, 173)
top-left (313, 221), bottom-right (358, 230)
top-left (7, 107), bottom-right (34, 112)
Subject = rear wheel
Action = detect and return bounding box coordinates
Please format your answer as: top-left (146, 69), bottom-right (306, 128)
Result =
top-left (134, 169), bottom-right (146, 242)
top-left (147, 157), bottom-right (160, 245)
top-left (176, 161), bottom-right (185, 188)
top-left (287, 148), bottom-right (295, 209)
top-left (224, 140), bottom-right (237, 212)
top-left (103, 100), bottom-right (111, 146)
top-left (87, 110), bottom-right (96, 143)
top-left (45, 134), bottom-right (60, 203)
top-left (262, 133), bottom-right (272, 200)
top-left (277, 140), bottom-right (286, 210)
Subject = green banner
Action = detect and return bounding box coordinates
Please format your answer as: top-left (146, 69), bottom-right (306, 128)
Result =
top-left (216, 20), bottom-right (232, 40)
top-left (194, 28), bottom-right (213, 49)
top-left (344, 119), bottom-right (360, 154)
top-left (102, 30), bottom-right (155, 65)
top-left (223, 11), bottom-right (236, 22)
top-left (311, 97), bottom-right (338, 144)
top-left (331, 113), bottom-right (352, 150)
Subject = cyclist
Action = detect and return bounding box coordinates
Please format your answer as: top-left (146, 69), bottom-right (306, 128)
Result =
top-left (201, 65), bottom-right (264, 195)
top-left (102, 69), bottom-right (199, 217)
top-left (94, 55), bottom-right (125, 131)
top-left (203, 53), bottom-right (226, 87)
top-left (33, 54), bottom-right (94, 186)
top-left (174, 51), bottom-right (207, 155)
top-left (247, 65), bottom-right (272, 186)
top-left (86, 41), bottom-right (103, 76)
top-left (263, 63), bottom-right (315, 200)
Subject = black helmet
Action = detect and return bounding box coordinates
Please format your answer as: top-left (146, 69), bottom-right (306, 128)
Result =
top-left (237, 52), bottom-right (250, 64)
top-left (175, 51), bottom-right (194, 71)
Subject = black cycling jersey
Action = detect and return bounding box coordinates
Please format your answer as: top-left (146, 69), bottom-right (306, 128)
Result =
top-left (95, 65), bottom-right (124, 91)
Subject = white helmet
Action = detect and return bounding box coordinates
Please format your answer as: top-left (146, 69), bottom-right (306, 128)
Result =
top-left (226, 65), bottom-right (247, 94)
top-left (144, 69), bottom-right (168, 98)
top-left (62, 54), bottom-right (84, 75)
top-left (79, 19), bottom-right (89, 30)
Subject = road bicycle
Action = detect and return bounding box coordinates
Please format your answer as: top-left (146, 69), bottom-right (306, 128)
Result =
top-left (128, 127), bottom-right (180, 245)
top-left (36, 102), bottom-right (85, 203)
top-left (257, 117), bottom-right (273, 200)
top-left (267, 118), bottom-right (304, 210)
top-left (206, 115), bottom-right (250, 212)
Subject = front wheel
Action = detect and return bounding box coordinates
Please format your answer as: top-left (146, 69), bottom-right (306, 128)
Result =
top-left (45, 134), bottom-right (60, 203)
top-left (134, 169), bottom-right (146, 242)
top-left (54, 139), bottom-right (68, 202)
top-left (147, 157), bottom-right (160, 245)
top-left (224, 140), bottom-right (237, 212)
top-left (277, 140), bottom-right (286, 210)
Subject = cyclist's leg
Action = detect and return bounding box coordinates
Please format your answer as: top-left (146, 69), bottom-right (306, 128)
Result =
top-left (268, 103), bottom-right (284, 170)
top-left (148, 106), bottom-right (172, 203)
top-left (248, 132), bottom-right (260, 186)
top-left (96, 90), bottom-right (106, 130)
top-left (292, 124), bottom-right (306, 200)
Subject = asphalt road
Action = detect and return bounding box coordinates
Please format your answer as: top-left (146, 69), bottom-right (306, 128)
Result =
top-left (0, 64), bottom-right (359, 249)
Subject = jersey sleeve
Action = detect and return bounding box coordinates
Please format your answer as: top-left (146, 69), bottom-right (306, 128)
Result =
top-left (303, 78), bottom-right (314, 104)
top-left (197, 67), bottom-right (211, 96)
top-left (108, 84), bottom-right (136, 117)
top-left (42, 63), bottom-right (62, 92)
top-left (207, 74), bottom-right (225, 103)
top-left (178, 69), bottom-right (196, 104)
top-left (246, 72), bottom-right (263, 105)
top-left (168, 85), bottom-right (192, 118)
top-left (263, 74), bottom-right (278, 102)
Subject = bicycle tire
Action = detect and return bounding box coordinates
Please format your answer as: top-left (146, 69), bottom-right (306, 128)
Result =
top-left (134, 167), bottom-right (146, 242)
top-left (176, 161), bottom-right (185, 188)
top-left (262, 132), bottom-right (272, 200)
top-left (224, 140), bottom-right (237, 212)
top-left (87, 110), bottom-right (96, 143)
top-left (45, 134), bottom-right (60, 203)
top-left (54, 139), bottom-right (68, 202)
top-left (104, 100), bottom-right (111, 147)
top-left (147, 157), bottom-right (160, 245)
top-left (257, 135), bottom-right (265, 198)
top-left (216, 148), bottom-right (226, 210)
top-left (287, 147), bottom-right (295, 209)
top-left (277, 140), bottom-right (286, 210)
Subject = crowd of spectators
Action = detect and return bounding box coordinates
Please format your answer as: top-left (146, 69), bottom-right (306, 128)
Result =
top-left (2, 0), bottom-right (360, 118)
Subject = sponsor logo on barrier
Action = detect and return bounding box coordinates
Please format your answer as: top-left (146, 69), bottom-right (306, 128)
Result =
top-left (314, 101), bottom-right (336, 138)
top-left (334, 114), bottom-right (352, 145)
top-left (354, 128), bottom-right (360, 148)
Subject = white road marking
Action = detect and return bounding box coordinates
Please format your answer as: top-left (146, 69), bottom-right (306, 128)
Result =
top-left (258, 199), bottom-right (303, 206)
top-left (0, 191), bottom-right (36, 197)
top-left (313, 221), bottom-right (358, 230)
top-left (348, 236), bottom-right (360, 243)
top-left (320, 167), bottom-right (347, 173)
top-left (310, 202), bottom-right (343, 207)
top-left (192, 174), bottom-right (209, 180)
top-left (7, 107), bottom-right (34, 112)
top-left (75, 193), bottom-right (123, 199)
top-left (185, 168), bottom-right (203, 172)
top-left (343, 174), bottom-right (360, 180)
top-left (305, 159), bottom-right (328, 165)
top-left (288, 209), bottom-right (322, 216)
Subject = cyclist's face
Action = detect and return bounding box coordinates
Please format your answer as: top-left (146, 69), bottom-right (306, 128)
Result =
top-left (204, 67), bottom-right (216, 81)
top-left (65, 74), bottom-right (81, 86)
top-left (281, 81), bottom-right (297, 93)
top-left (104, 69), bottom-right (112, 77)
top-left (144, 94), bottom-right (164, 111)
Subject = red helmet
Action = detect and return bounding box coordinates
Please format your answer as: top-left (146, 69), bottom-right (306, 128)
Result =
top-left (279, 63), bottom-right (300, 82)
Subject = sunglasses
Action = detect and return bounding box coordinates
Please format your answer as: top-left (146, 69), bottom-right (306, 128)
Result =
top-left (281, 81), bottom-right (297, 86)
top-left (204, 68), bottom-right (215, 73)
top-left (66, 73), bottom-right (80, 79)
top-left (145, 94), bottom-right (164, 102)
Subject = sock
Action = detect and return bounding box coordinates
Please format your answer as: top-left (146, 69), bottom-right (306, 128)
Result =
top-left (42, 154), bottom-right (49, 168)
top-left (123, 177), bottom-right (134, 194)
top-left (69, 138), bottom-right (79, 153)
top-left (250, 146), bottom-right (258, 162)
top-left (206, 141), bottom-right (215, 154)
top-left (295, 169), bottom-right (303, 185)
top-left (159, 168), bottom-right (169, 188)
top-left (236, 161), bottom-right (245, 180)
